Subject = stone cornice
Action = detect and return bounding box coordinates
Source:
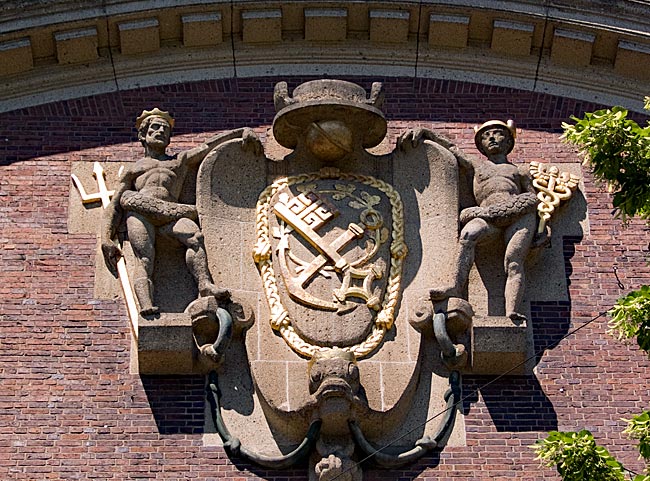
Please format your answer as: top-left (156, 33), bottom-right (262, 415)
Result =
top-left (0, 0), bottom-right (648, 113)
top-left (2, 0), bottom-right (649, 35)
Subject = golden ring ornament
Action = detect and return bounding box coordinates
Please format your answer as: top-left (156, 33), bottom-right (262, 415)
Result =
top-left (253, 167), bottom-right (407, 359)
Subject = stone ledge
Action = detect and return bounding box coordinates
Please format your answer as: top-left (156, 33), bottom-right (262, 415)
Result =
top-left (3, 0), bottom-right (649, 36)
top-left (137, 313), bottom-right (197, 374)
top-left (470, 315), bottom-right (530, 375)
top-left (137, 312), bottom-right (533, 375)
top-left (2, 38), bottom-right (648, 115)
top-left (1, 0), bottom-right (649, 113)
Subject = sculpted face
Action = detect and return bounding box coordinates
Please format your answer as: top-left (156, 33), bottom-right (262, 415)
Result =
top-left (480, 127), bottom-right (512, 156)
top-left (144, 116), bottom-right (172, 151)
top-left (308, 349), bottom-right (360, 397)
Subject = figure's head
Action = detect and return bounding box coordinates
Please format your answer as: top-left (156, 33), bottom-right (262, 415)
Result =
top-left (474, 119), bottom-right (516, 158)
top-left (136, 108), bottom-right (174, 152)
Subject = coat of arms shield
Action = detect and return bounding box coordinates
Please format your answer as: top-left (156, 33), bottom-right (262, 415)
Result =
top-left (192, 79), bottom-right (468, 481)
top-left (253, 170), bottom-right (406, 358)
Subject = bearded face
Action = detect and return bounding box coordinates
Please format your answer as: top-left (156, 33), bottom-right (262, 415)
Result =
top-left (142, 116), bottom-right (171, 152)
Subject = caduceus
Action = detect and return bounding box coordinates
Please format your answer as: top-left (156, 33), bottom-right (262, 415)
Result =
top-left (529, 161), bottom-right (580, 234)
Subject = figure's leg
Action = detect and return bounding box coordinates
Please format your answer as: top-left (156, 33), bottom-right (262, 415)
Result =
top-left (503, 213), bottom-right (536, 321)
top-left (430, 218), bottom-right (496, 300)
top-left (126, 212), bottom-right (159, 315)
top-left (169, 218), bottom-right (230, 301)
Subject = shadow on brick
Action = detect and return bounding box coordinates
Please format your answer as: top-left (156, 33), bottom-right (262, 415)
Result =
top-left (141, 375), bottom-right (206, 434)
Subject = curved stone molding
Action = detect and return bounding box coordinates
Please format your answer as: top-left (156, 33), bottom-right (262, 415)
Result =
top-left (0, 0), bottom-right (649, 112)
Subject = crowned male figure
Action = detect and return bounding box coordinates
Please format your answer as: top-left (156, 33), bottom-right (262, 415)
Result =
top-left (102, 109), bottom-right (259, 315)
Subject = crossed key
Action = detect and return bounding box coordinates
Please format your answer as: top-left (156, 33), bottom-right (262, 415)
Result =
top-left (274, 195), bottom-right (365, 288)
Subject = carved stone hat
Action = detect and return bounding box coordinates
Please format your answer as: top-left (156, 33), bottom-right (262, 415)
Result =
top-left (272, 80), bottom-right (387, 149)
top-left (474, 119), bottom-right (516, 156)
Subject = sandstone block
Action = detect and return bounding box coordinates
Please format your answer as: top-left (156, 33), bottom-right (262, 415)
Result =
top-left (615, 40), bottom-right (650, 82)
top-left (118, 18), bottom-right (160, 55)
top-left (54, 27), bottom-right (98, 65)
top-left (242, 10), bottom-right (282, 44)
top-left (550, 28), bottom-right (594, 68)
top-left (182, 12), bottom-right (223, 47)
top-left (471, 315), bottom-right (528, 375)
top-left (491, 19), bottom-right (534, 56)
top-left (138, 313), bottom-right (194, 374)
top-left (428, 14), bottom-right (469, 49)
top-left (0, 38), bottom-right (33, 76)
top-left (369, 10), bottom-right (409, 44)
top-left (305, 8), bottom-right (347, 42)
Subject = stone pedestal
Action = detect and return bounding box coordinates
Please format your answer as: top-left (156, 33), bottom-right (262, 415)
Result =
top-left (138, 314), bottom-right (195, 374)
top-left (470, 315), bottom-right (529, 375)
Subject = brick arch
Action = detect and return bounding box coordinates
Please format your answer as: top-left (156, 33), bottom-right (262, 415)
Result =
top-left (0, 75), bottom-right (614, 164)
top-left (0, 74), bottom-right (649, 480)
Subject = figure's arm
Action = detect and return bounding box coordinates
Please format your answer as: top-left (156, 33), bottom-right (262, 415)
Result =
top-left (451, 146), bottom-right (476, 171)
top-left (519, 165), bottom-right (536, 194)
top-left (397, 127), bottom-right (476, 170)
top-left (100, 169), bottom-right (134, 277)
top-left (184, 127), bottom-right (263, 167)
top-left (397, 127), bottom-right (454, 151)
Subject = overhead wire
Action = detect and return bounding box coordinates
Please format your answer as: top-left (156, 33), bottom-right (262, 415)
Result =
top-left (328, 309), bottom-right (610, 481)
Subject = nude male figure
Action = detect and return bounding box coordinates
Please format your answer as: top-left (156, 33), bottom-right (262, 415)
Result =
top-left (399, 120), bottom-right (538, 321)
top-left (102, 108), bottom-right (261, 315)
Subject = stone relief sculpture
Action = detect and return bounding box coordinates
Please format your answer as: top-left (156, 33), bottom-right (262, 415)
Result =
top-left (76, 79), bottom-right (581, 481)
top-left (428, 120), bottom-right (538, 321)
top-left (100, 108), bottom-right (260, 316)
top-left (530, 160), bottom-right (580, 234)
top-left (194, 80), bottom-right (468, 481)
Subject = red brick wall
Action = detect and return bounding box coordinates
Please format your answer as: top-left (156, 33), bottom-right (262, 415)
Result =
top-left (1, 77), bottom-right (649, 480)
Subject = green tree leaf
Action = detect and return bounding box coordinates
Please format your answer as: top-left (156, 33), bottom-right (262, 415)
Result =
top-left (535, 97), bottom-right (650, 480)
top-left (532, 430), bottom-right (625, 481)
top-left (562, 104), bottom-right (650, 221)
